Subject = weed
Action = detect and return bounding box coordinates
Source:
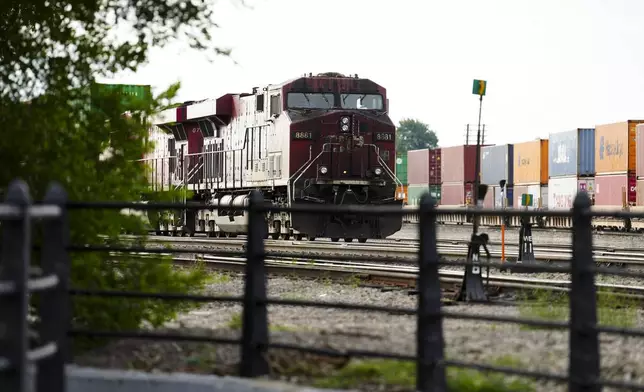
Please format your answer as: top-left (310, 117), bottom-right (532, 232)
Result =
top-left (518, 288), bottom-right (637, 329)
top-left (227, 312), bottom-right (243, 329)
top-left (312, 359), bottom-right (535, 391)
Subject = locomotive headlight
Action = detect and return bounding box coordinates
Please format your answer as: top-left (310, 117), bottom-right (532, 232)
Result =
top-left (341, 117), bottom-right (350, 124)
top-left (341, 124), bottom-right (349, 132)
top-left (374, 167), bottom-right (383, 176)
top-left (319, 166), bottom-right (328, 174)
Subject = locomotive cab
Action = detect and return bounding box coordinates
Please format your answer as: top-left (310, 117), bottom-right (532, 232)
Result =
top-left (285, 73), bottom-right (403, 240)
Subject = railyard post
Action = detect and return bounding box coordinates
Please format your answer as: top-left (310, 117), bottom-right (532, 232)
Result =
top-left (568, 191), bottom-right (600, 392)
top-left (240, 190), bottom-right (269, 377)
top-left (37, 182), bottom-right (70, 392)
top-left (471, 79), bottom-right (487, 234)
top-left (0, 180), bottom-right (31, 392)
top-left (417, 193), bottom-right (447, 391)
top-left (458, 184), bottom-right (489, 302)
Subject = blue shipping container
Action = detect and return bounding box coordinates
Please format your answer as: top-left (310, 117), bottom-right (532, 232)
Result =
top-left (578, 128), bottom-right (595, 176)
top-left (548, 128), bottom-right (595, 177)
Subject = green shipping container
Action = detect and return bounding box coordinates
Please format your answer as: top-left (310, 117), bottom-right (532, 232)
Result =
top-left (395, 152), bottom-right (408, 184)
top-left (407, 184), bottom-right (441, 206)
top-left (91, 83), bottom-right (152, 110)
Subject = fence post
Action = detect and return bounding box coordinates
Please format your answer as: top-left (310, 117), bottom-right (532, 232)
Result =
top-left (37, 183), bottom-right (70, 392)
top-left (416, 193), bottom-right (447, 392)
top-left (240, 190), bottom-right (269, 377)
top-left (0, 180), bottom-right (31, 392)
top-left (568, 191), bottom-right (600, 392)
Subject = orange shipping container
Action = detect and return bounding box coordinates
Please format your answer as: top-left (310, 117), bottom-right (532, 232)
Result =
top-left (395, 185), bottom-right (408, 205)
top-left (594, 120), bottom-right (644, 174)
top-left (513, 139), bottom-right (548, 185)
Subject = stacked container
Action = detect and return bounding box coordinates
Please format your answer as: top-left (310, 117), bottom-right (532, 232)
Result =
top-left (513, 139), bottom-right (549, 208)
top-left (547, 129), bottom-right (595, 209)
top-left (594, 120), bottom-right (644, 207)
top-left (480, 144), bottom-right (514, 209)
top-left (406, 149), bottom-right (443, 205)
top-left (395, 152), bottom-right (408, 204)
top-left (634, 124), bottom-right (644, 205)
top-left (440, 145), bottom-right (480, 205)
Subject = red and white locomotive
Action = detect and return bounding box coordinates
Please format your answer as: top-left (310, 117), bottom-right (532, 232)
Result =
top-left (143, 72), bottom-right (403, 242)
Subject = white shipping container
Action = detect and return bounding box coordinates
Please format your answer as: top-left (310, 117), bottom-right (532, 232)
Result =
top-left (578, 178), bottom-right (595, 196)
top-left (516, 184), bottom-right (542, 209)
top-left (548, 176), bottom-right (578, 210)
top-left (540, 185), bottom-right (548, 208)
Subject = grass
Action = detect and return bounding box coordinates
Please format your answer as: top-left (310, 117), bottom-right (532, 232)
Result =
top-left (312, 357), bottom-right (535, 391)
top-left (517, 288), bottom-right (638, 329)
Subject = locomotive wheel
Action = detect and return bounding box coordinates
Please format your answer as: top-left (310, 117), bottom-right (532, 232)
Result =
top-left (279, 234), bottom-right (290, 240)
top-left (294, 234), bottom-right (303, 241)
top-left (344, 238), bottom-right (353, 243)
top-left (358, 238), bottom-right (367, 243)
top-left (331, 238), bottom-right (339, 242)
top-left (271, 233), bottom-right (280, 240)
top-left (207, 231), bottom-right (215, 238)
top-left (308, 237), bottom-right (316, 241)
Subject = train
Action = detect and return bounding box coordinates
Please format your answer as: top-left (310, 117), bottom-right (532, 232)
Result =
top-left (141, 72), bottom-right (404, 241)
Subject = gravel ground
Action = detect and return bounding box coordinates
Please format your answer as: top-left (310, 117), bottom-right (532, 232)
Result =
top-left (75, 273), bottom-right (644, 392)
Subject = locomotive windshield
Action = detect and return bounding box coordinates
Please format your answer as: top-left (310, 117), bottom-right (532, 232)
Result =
top-left (341, 93), bottom-right (383, 110)
top-left (287, 93), bottom-right (335, 109)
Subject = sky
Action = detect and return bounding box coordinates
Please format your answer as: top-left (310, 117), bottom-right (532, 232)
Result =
top-left (101, 0), bottom-right (644, 148)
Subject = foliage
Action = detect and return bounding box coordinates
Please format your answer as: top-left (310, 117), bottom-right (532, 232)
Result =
top-left (518, 288), bottom-right (637, 329)
top-left (0, 0), bottom-right (233, 348)
top-left (312, 359), bottom-right (535, 391)
top-left (396, 118), bottom-right (439, 153)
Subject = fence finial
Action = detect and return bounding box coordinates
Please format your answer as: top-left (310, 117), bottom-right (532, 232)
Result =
top-left (417, 192), bottom-right (447, 391)
top-left (569, 190), bottom-right (600, 392)
top-left (0, 179), bottom-right (31, 392)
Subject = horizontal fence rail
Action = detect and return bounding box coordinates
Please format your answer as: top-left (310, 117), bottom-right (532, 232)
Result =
top-left (6, 181), bottom-right (644, 391)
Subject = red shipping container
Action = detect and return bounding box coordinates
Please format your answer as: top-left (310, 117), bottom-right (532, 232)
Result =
top-left (429, 148), bottom-right (442, 185)
top-left (441, 145), bottom-right (485, 183)
top-left (594, 173), bottom-right (637, 206)
top-left (407, 149), bottom-right (430, 185)
top-left (440, 182), bottom-right (474, 205)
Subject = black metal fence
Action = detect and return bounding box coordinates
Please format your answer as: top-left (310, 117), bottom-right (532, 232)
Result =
top-left (2, 178), bottom-right (644, 391)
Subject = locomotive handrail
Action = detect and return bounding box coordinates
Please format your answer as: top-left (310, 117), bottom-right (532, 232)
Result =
top-left (364, 143), bottom-right (403, 189)
top-left (287, 143), bottom-right (332, 201)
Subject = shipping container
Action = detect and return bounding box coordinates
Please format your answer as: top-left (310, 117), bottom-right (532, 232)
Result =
top-left (513, 139), bottom-right (549, 185)
top-left (91, 83), bottom-right (152, 109)
top-left (548, 176), bottom-right (577, 210)
top-left (407, 184), bottom-right (441, 206)
top-left (636, 124), bottom-right (644, 178)
top-left (481, 144), bottom-right (514, 185)
top-left (482, 185), bottom-right (514, 209)
top-left (578, 177), bottom-right (595, 197)
top-left (407, 149), bottom-right (429, 185)
top-left (429, 148), bottom-right (442, 185)
top-left (395, 152), bottom-right (408, 184)
top-left (594, 173), bottom-right (637, 206)
top-left (440, 182), bottom-right (474, 205)
top-left (548, 128), bottom-right (595, 178)
top-left (637, 180), bottom-right (644, 206)
top-left (514, 184), bottom-right (546, 209)
top-left (441, 145), bottom-right (483, 183)
top-left (395, 185), bottom-right (408, 204)
top-left (594, 120), bottom-right (644, 175)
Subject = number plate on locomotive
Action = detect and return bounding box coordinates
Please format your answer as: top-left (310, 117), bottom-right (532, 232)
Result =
top-left (375, 132), bottom-right (393, 141)
top-left (292, 131), bottom-right (313, 140)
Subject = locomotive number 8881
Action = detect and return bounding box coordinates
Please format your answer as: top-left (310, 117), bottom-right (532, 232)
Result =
top-left (141, 72), bottom-right (404, 243)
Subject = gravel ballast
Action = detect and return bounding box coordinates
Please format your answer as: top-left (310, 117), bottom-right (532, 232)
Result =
top-left (75, 273), bottom-right (644, 392)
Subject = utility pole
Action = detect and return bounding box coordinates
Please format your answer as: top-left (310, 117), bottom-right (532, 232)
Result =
top-left (471, 79), bottom-right (487, 234)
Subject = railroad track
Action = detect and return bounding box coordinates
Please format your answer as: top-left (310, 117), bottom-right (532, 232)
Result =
top-left (138, 236), bottom-right (644, 267)
top-left (170, 254), bottom-right (644, 300)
